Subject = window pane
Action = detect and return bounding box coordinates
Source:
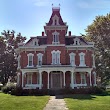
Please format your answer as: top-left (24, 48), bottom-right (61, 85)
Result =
top-left (27, 74), bottom-right (31, 84)
top-left (38, 54), bottom-right (42, 65)
top-left (29, 61), bottom-right (32, 66)
top-left (29, 55), bottom-right (33, 66)
top-left (53, 53), bottom-right (56, 64)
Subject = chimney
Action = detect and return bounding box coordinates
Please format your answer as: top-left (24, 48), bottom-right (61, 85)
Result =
top-left (69, 31), bottom-right (71, 36)
top-left (42, 32), bottom-right (44, 36)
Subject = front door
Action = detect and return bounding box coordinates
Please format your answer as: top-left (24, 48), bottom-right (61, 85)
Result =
top-left (51, 73), bottom-right (62, 89)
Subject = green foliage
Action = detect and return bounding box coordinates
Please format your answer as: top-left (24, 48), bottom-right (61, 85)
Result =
top-left (0, 83), bottom-right (3, 90)
top-left (0, 30), bottom-right (26, 84)
top-left (85, 13), bottom-right (110, 86)
top-left (1, 83), bottom-right (16, 94)
top-left (65, 94), bottom-right (110, 110)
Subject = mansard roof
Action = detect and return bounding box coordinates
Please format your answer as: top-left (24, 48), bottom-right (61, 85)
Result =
top-left (65, 36), bottom-right (88, 45)
top-left (24, 36), bottom-right (47, 46)
top-left (46, 7), bottom-right (66, 26)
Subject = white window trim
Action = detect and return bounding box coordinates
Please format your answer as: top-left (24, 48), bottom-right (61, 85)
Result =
top-left (69, 52), bottom-right (76, 66)
top-left (37, 53), bottom-right (43, 66)
top-left (27, 53), bottom-right (34, 67)
top-left (51, 50), bottom-right (61, 65)
top-left (73, 38), bottom-right (80, 45)
top-left (33, 38), bottom-right (39, 46)
top-left (79, 52), bottom-right (86, 66)
top-left (52, 31), bottom-right (60, 44)
top-left (52, 14), bottom-right (59, 25)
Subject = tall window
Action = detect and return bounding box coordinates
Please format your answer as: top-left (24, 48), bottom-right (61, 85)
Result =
top-left (27, 74), bottom-right (32, 84)
top-left (51, 50), bottom-right (61, 64)
top-left (81, 74), bottom-right (86, 84)
top-left (37, 53), bottom-right (43, 66)
top-left (52, 31), bottom-right (59, 44)
top-left (69, 53), bottom-right (76, 66)
top-left (53, 34), bottom-right (59, 43)
top-left (79, 52), bottom-right (86, 66)
top-left (27, 53), bottom-right (34, 67)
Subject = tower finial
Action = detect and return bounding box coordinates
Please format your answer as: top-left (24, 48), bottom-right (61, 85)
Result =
top-left (52, 4), bottom-right (53, 7)
top-left (59, 4), bottom-right (60, 7)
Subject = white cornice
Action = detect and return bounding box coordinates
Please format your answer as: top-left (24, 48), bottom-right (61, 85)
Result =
top-left (66, 45), bottom-right (94, 48)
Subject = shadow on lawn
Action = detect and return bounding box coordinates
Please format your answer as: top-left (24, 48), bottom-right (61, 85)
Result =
top-left (55, 94), bottom-right (96, 100)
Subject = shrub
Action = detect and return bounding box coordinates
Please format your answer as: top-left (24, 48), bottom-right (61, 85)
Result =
top-left (1, 82), bottom-right (16, 94)
top-left (11, 86), bottom-right (23, 96)
top-left (0, 83), bottom-right (3, 90)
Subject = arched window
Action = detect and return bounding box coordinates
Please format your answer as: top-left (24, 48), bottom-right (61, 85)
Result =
top-left (73, 38), bottom-right (80, 45)
top-left (52, 31), bottom-right (59, 44)
top-left (52, 15), bottom-right (59, 25)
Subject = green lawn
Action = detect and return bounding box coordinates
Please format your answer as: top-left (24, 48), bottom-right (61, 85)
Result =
top-left (0, 92), bottom-right (49, 110)
top-left (64, 93), bottom-right (110, 110)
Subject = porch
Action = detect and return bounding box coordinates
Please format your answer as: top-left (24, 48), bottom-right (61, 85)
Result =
top-left (17, 67), bottom-right (96, 89)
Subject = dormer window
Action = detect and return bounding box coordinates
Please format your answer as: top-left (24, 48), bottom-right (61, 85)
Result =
top-left (55, 19), bottom-right (57, 25)
top-left (35, 41), bottom-right (37, 45)
top-left (52, 15), bottom-right (59, 25)
top-left (52, 31), bottom-right (59, 44)
top-left (73, 38), bottom-right (80, 45)
top-left (33, 38), bottom-right (38, 46)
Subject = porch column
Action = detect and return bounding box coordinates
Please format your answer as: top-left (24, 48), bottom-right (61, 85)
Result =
top-left (39, 71), bottom-right (42, 89)
top-left (47, 72), bottom-right (49, 89)
top-left (89, 72), bottom-right (92, 86)
top-left (22, 72), bottom-right (25, 88)
top-left (71, 72), bottom-right (74, 89)
top-left (93, 72), bottom-right (97, 86)
top-left (63, 72), bottom-right (66, 87)
top-left (17, 72), bottom-right (20, 85)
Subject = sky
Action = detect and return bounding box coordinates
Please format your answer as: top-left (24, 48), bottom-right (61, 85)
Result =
top-left (0, 0), bottom-right (110, 40)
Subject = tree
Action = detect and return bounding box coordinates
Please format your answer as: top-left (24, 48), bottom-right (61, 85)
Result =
top-left (85, 13), bottom-right (110, 86)
top-left (0, 30), bottom-right (26, 84)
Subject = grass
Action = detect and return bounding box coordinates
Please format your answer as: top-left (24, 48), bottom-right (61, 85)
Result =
top-left (64, 91), bottom-right (110, 110)
top-left (0, 92), bottom-right (49, 110)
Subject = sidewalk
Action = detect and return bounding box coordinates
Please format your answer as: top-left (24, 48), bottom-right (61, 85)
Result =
top-left (43, 95), bottom-right (68, 110)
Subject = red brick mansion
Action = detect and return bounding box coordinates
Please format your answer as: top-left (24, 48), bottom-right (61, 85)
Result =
top-left (16, 7), bottom-right (96, 90)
